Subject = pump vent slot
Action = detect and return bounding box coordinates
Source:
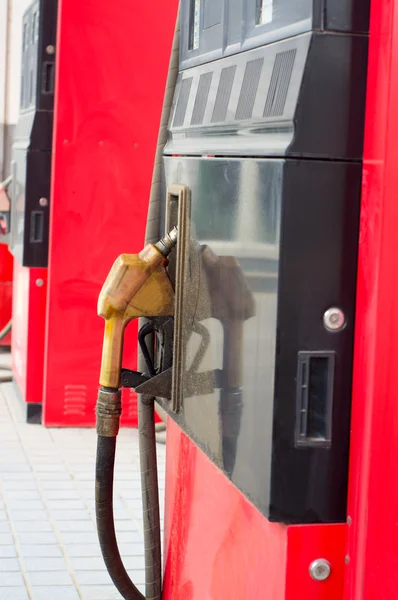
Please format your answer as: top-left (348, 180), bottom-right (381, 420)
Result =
top-left (42, 62), bottom-right (55, 94)
top-left (264, 49), bottom-right (296, 117)
top-left (173, 77), bottom-right (193, 128)
top-left (235, 58), bottom-right (264, 120)
top-left (295, 351), bottom-right (335, 448)
top-left (30, 211), bottom-right (44, 243)
top-left (212, 65), bottom-right (236, 123)
top-left (191, 72), bottom-right (213, 125)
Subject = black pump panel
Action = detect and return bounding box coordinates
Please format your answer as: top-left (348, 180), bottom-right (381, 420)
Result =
top-left (9, 0), bottom-right (58, 268)
top-left (160, 0), bottom-right (370, 524)
top-left (180, 0), bottom-right (369, 71)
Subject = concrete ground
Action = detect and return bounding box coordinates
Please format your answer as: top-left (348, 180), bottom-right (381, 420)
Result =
top-left (0, 377), bottom-right (166, 600)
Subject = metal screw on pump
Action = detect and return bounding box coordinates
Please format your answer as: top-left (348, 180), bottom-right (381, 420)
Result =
top-left (309, 559), bottom-right (331, 581)
top-left (35, 279), bottom-right (44, 288)
top-left (323, 307), bottom-right (346, 332)
top-left (39, 197), bottom-right (48, 207)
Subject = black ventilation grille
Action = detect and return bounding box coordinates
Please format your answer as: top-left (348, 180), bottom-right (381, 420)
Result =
top-left (211, 65), bottom-right (236, 123)
top-left (173, 77), bottom-right (193, 128)
top-left (235, 58), bottom-right (264, 120)
top-left (264, 49), bottom-right (296, 118)
top-left (191, 72), bottom-right (213, 125)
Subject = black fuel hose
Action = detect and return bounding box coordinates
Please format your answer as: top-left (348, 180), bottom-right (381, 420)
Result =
top-left (95, 390), bottom-right (145, 600)
top-left (138, 397), bottom-right (162, 600)
top-left (96, 436), bottom-right (144, 599)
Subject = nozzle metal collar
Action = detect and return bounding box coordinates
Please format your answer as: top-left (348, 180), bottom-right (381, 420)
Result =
top-left (155, 226), bottom-right (178, 257)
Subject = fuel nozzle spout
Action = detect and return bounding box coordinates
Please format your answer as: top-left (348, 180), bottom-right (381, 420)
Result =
top-left (155, 225), bottom-right (178, 257)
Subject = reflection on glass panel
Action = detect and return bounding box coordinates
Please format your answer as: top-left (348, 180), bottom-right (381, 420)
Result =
top-left (166, 157), bottom-right (282, 512)
top-left (257, 0), bottom-right (273, 25)
top-left (255, 0), bottom-right (312, 31)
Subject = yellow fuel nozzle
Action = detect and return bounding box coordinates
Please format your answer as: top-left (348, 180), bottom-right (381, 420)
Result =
top-left (97, 228), bottom-right (177, 392)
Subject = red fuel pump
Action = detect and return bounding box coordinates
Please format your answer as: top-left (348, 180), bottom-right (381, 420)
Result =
top-left (7, 0), bottom-right (179, 424)
top-left (0, 177), bottom-right (13, 348)
top-left (94, 0), bottom-right (398, 599)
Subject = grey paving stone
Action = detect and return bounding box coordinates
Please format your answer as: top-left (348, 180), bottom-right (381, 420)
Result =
top-left (0, 545), bottom-right (17, 558)
top-left (8, 500), bottom-right (44, 511)
top-left (73, 570), bottom-right (113, 586)
top-left (0, 473), bottom-right (35, 481)
top-left (47, 500), bottom-right (86, 510)
top-left (117, 543), bottom-right (145, 557)
top-left (70, 555), bottom-right (144, 572)
top-left (0, 465), bottom-right (31, 473)
top-left (114, 531), bottom-right (143, 544)
top-left (64, 544), bottom-right (101, 558)
top-left (0, 558), bottom-right (20, 572)
top-left (33, 464), bottom-right (68, 473)
top-left (0, 588), bottom-right (29, 600)
top-left (55, 520), bottom-right (95, 533)
top-left (117, 489), bottom-right (142, 499)
top-left (9, 510), bottom-right (48, 522)
top-left (4, 491), bottom-right (41, 500)
top-left (42, 490), bottom-right (80, 499)
top-left (26, 571), bottom-right (74, 586)
top-left (0, 572), bottom-right (25, 586)
top-left (17, 533), bottom-right (58, 545)
top-left (72, 473), bottom-right (95, 482)
top-left (0, 534), bottom-right (13, 545)
top-left (19, 545), bottom-right (63, 558)
top-left (23, 557), bottom-right (68, 572)
top-left (79, 586), bottom-right (124, 599)
top-left (69, 556), bottom-right (106, 571)
top-left (61, 533), bottom-right (99, 545)
top-left (1, 481), bottom-right (38, 491)
top-left (112, 509), bottom-right (132, 521)
top-left (40, 482), bottom-right (77, 491)
top-left (124, 571), bottom-right (145, 585)
top-left (50, 510), bottom-right (90, 522)
top-left (31, 587), bottom-right (80, 600)
top-left (13, 521), bottom-right (53, 533)
top-left (34, 473), bottom-right (71, 481)
top-left (0, 382), bottom-right (167, 600)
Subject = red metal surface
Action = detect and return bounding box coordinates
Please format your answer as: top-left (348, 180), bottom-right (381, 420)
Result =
top-left (163, 418), bottom-right (346, 600)
top-left (12, 259), bottom-right (47, 404)
top-left (42, 0), bottom-right (179, 426)
top-left (345, 1), bottom-right (398, 598)
top-left (0, 244), bottom-right (13, 346)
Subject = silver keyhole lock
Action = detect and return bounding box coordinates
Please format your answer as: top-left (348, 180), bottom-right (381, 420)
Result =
top-left (323, 307), bottom-right (346, 332)
top-left (309, 558), bottom-right (331, 581)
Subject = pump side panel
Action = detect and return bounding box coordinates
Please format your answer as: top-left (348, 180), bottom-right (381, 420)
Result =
top-left (42, 0), bottom-right (179, 426)
top-left (163, 418), bottom-right (347, 600)
top-left (163, 419), bottom-right (288, 600)
top-left (0, 244), bottom-right (13, 346)
top-left (345, 0), bottom-right (398, 598)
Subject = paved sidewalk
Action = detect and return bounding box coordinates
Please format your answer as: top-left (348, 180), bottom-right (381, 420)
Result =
top-left (0, 381), bottom-right (166, 600)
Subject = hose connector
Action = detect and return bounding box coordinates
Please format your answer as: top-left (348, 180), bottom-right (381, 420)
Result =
top-left (96, 388), bottom-right (122, 437)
